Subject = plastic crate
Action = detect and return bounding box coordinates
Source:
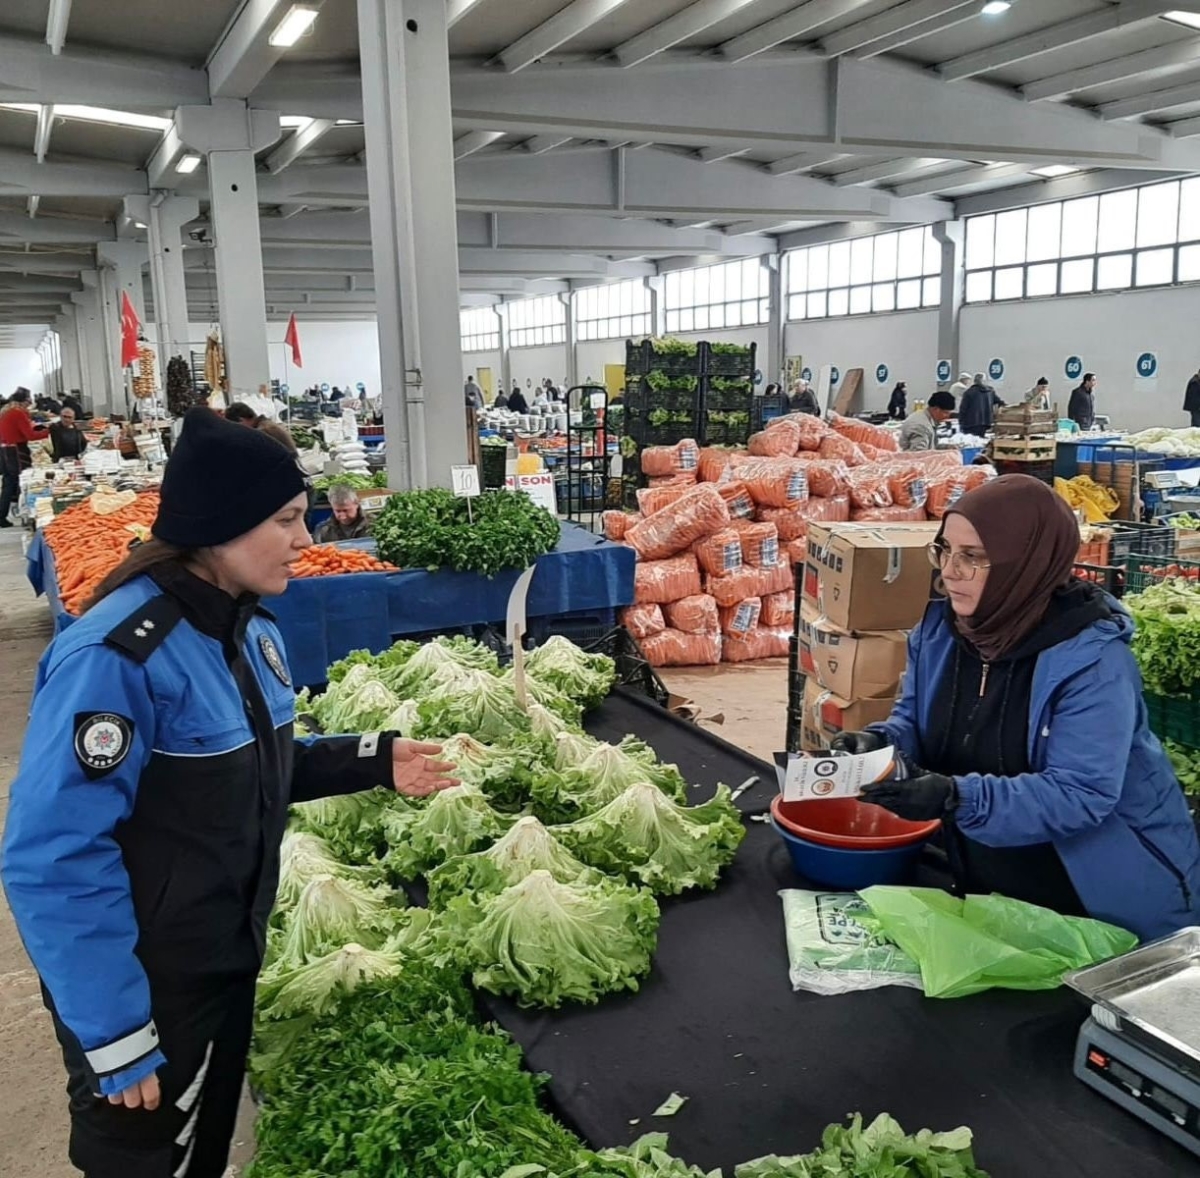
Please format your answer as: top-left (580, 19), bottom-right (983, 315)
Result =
top-left (1120, 552), bottom-right (1200, 595)
top-left (1145, 691), bottom-right (1200, 750)
top-left (528, 607), bottom-right (617, 646)
top-left (705, 348), bottom-right (756, 378)
top-left (583, 626), bottom-right (671, 708)
top-left (1077, 537), bottom-right (1111, 567)
top-left (994, 458), bottom-right (1055, 483)
top-left (625, 339), bottom-right (701, 379)
top-left (1073, 562), bottom-right (1124, 598)
top-left (1107, 521), bottom-right (1177, 562)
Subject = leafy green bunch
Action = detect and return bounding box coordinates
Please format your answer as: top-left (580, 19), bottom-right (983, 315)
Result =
top-left (1127, 580), bottom-right (1200, 696)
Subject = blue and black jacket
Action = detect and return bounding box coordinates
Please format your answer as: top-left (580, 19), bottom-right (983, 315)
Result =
top-left (1, 564), bottom-right (395, 1097)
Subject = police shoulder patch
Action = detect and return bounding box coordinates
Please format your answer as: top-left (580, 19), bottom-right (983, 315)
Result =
top-left (258, 634), bottom-right (291, 687)
top-left (73, 712), bottom-right (135, 779)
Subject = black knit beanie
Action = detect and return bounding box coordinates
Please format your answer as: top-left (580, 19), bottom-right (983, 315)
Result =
top-left (153, 408), bottom-right (309, 547)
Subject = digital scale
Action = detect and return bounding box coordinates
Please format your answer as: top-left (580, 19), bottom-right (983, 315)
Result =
top-left (1067, 929), bottom-right (1200, 1157)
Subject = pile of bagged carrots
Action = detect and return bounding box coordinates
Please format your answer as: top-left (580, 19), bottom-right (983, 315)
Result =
top-left (289, 544), bottom-right (397, 578)
top-left (44, 492), bottom-right (161, 615)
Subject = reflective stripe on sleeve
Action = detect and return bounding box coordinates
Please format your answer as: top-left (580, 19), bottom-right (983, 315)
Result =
top-left (357, 733), bottom-right (381, 758)
top-left (85, 1021), bottom-right (160, 1076)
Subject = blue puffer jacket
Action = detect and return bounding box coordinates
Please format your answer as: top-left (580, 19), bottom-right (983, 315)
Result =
top-left (872, 598), bottom-right (1200, 942)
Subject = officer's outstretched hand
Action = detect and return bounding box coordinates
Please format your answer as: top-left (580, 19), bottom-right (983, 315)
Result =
top-left (392, 739), bottom-right (459, 798)
top-left (108, 1072), bottom-right (160, 1111)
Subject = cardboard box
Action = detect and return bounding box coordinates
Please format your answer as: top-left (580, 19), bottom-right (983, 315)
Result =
top-left (802, 521), bottom-right (939, 632)
top-left (800, 677), bottom-right (896, 752)
top-left (798, 600), bottom-right (908, 701)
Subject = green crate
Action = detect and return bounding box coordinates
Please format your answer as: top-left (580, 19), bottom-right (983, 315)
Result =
top-left (1145, 691), bottom-right (1200, 750)
top-left (1120, 552), bottom-right (1200, 596)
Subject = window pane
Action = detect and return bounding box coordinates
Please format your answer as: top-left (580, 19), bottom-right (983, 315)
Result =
top-left (1097, 252), bottom-right (1133, 290)
top-left (897, 278), bottom-right (921, 309)
top-left (695, 268), bottom-right (710, 305)
top-left (897, 228), bottom-right (924, 278)
top-left (807, 291), bottom-right (827, 319)
top-left (995, 209), bottom-right (1028, 266)
top-left (924, 228), bottom-right (941, 275)
top-left (666, 310), bottom-right (680, 332)
top-left (850, 238), bottom-right (873, 285)
top-left (1136, 247), bottom-right (1174, 286)
top-left (965, 271), bottom-right (992, 303)
top-left (1098, 190), bottom-right (1137, 252)
top-left (741, 298), bottom-right (757, 323)
top-left (1061, 196), bottom-right (1098, 257)
top-left (694, 305), bottom-right (709, 330)
top-left (709, 304), bottom-right (725, 329)
top-left (1180, 242), bottom-right (1200, 282)
top-left (872, 282), bottom-right (895, 313)
top-left (966, 215), bottom-right (995, 269)
top-left (850, 285), bottom-right (871, 314)
top-left (874, 233), bottom-right (898, 282)
top-left (710, 266), bottom-right (725, 305)
top-left (1060, 257), bottom-right (1093, 294)
top-left (1137, 182), bottom-right (1179, 248)
top-left (994, 266), bottom-right (1023, 300)
top-left (726, 263), bottom-right (742, 302)
top-left (742, 258), bottom-right (760, 296)
top-left (1181, 179), bottom-right (1200, 242)
top-left (828, 287), bottom-right (849, 316)
top-left (788, 294), bottom-right (806, 320)
top-left (1027, 204), bottom-right (1062, 262)
top-left (808, 246), bottom-right (828, 290)
top-left (680, 308), bottom-right (694, 332)
top-left (681, 270), bottom-right (694, 306)
top-left (828, 241), bottom-right (851, 287)
top-left (788, 251), bottom-right (808, 293)
top-left (923, 276), bottom-right (941, 306)
top-left (1027, 262), bottom-right (1057, 298)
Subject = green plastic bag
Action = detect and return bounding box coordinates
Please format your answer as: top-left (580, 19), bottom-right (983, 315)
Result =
top-left (858, 886), bottom-right (1139, 999)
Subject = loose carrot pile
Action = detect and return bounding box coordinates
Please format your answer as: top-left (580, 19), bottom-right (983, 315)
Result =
top-left (45, 491), bottom-right (161, 615)
top-left (289, 544), bottom-right (397, 578)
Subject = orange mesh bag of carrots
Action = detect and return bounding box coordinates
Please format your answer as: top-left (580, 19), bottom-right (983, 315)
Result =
top-left (761, 590), bottom-right (794, 628)
top-left (925, 470), bottom-right (972, 519)
top-left (639, 445), bottom-right (680, 477)
top-left (637, 486), bottom-right (690, 516)
top-left (634, 553), bottom-right (702, 604)
top-left (676, 438), bottom-right (700, 472)
top-left (793, 414), bottom-right (831, 451)
top-left (706, 561), bottom-right (791, 607)
top-left (738, 458), bottom-right (810, 508)
top-left (787, 537), bottom-right (808, 566)
top-left (732, 520), bottom-right (781, 568)
top-left (647, 471), bottom-right (699, 489)
top-left (845, 465), bottom-right (894, 510)
top-left (697, 447), bottom-right (733, 483)
top-left (620, 602), bottom-right (665, 639)
top-left (885, 466), bottom-right (929, 509)
top-left (717, 480), bottom-right (754, 519)
top-left (719, 596), bottom-right (761, 636)
top-left (694, 528), bottom-right (743, 577)
top-left (852, 505), bottom-right (929, 522)
top-left (626, 483), bottom-right (731, 561)
top-left (641, 629), bottom-right (722, 667)
top-left (887, 449), bottom-right (964, 469)
top-left (722, 626), bottom-right (791, 662)
top-left (664, 593), bottom-right (720, 635)
top-left (829, 412), bottom-right (899, 452)
top-left (858, 442), bottom-right (895, 462)
top-left (818, 434), bottom-right (868, 467)
top-left (290, 546), bottom-right (398, 578)
top-left (603, 510), bottom-right (636, 541)
top-left (755, 506), bottom-right (807, 542)
top-left (803, 460), bottom-right (851, 498)
top-left (748, 418), bottom-right (802, 458)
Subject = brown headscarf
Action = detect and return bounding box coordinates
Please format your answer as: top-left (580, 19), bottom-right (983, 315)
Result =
top-left (941, 474), bottom-right (1081, 662)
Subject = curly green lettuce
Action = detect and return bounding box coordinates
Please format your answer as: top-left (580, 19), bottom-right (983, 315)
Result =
top-left (413, 669), bottom-right (528, 742)
top-left (380, 783), bottom-right (513, 880)
top-left (525, 635), bottom-right (616, 710)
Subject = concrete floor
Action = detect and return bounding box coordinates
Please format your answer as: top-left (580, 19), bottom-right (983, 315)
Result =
top-left (0, 528), bottom-right (790, 1177)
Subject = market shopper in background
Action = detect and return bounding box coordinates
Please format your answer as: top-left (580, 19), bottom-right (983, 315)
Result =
top-left (1, 409), bottom-right (457, 1178)
top-left (898, 390), bottom-right (955, 451)
top-left (0, 388), bottom-right (49, 528)
top-left (887, 381), bottom-right (908, 420)
top-left (1025, 377), bottom-right (1051, 411)
top-left (1068, 372), bottom-right (1097, 430)
top-left (315, 483), bottom-right (372, 542)
top-left (49, 406), bottom-right (88, 462)
top-left (949, 372), bottom-right (971, 402)
top-left (464, 375), bottom-right (482, 410)
top-left (958, 374), bottom-right (997, 438)
top-left (224, 401), bottom-right (260, 427)
top-left (835, 475), bottom-right (1200, 941)
top-left (789, 380), bottom-right (820, 416)
top-left (493, 387), bottom-right (509, 409)
top-left (507, 382), bottom-right (529, 414)
top-left (1184, 366), bottom-right (1200, 427)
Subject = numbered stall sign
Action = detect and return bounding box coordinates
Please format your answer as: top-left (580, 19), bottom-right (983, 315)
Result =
top-left (801, 367), bottom-right (813, 383)
top-left (936, 360), bottom-right (952, 384)
top-left (1137, 352), bottom-right (1159, 380)
top-left (1065, 356), bottom-right (1083, 382)
top-left (754, 368), bottom-right (764, 386)
top-left (830, 366), bottom-right (841, 385)
top-left (988, 358), bottom-right (1005, 383)
top-left (875, 364), bottom-right (889, 386)
top-left (321, 382), bottom-right (330, 393)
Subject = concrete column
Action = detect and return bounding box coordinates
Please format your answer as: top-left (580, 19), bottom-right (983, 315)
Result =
top-left (97, 266), bottom-right (128, 417)
top-left (176, 101), bottom-right (280, 400)
top-left (496, 302), bottom-right (512, 393)
top-left (648, 275), bottom-right (665, 338)
top-left (71, 273), bottom-right (113, 416)
top-left (57, 308), bottom-right (83, 395)
top-left (358, 0), bottom-right (467, 490)
top-left (130, 194), bottom-right (199, 362)
top-left (933, 221), bottom-right (965, 386)
top-left (766, 254), bottom-right (783, 385)
top-left (560, 292), bottom-right (577, 389)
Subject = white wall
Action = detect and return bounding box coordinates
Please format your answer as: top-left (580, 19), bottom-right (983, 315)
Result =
top-left (509, 344), bottom-right (568, 394)
top-left (463, 349), bottom-right (504, 400)
top-left (0, 349), bottom-right (44, 399)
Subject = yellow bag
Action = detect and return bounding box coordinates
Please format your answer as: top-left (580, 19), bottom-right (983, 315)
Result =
top-left (1055, 475), bottom-right (1119, 524)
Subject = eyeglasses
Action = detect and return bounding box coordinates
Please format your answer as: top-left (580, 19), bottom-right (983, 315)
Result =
top-left (927, 542), bottom-right (991, 580)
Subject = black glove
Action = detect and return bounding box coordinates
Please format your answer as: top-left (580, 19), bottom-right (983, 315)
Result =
top-left (829, 730), bottom-right (886, 756)
top-left (860, 773), bottom-right (957, 822)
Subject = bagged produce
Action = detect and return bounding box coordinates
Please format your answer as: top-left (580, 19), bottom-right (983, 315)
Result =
top-left (793, 413), bottom-right (831, 451)
top-left (925, 465), bottom-right (992, 519)
top-left (707, 561), bottom-right (792, 607)
top-left (717, 479), bottom-right (755, 519)
top-left (748, 418), bottom-right (802, 458)
top-left (858, 442), bottom-right (895, 462)
top-left (697, 447), bottom-right (734, 484)
top-left (802, 460), bottom-right (851, 499)
top-left (761, 590), bottom-right (794, 628)
top-left (647, 471), bottom-right (698, 488)
top-left (887, 448), bottom-right (964, 469)
top-left (731, 520), bottom-right (781, 568)
top-left (626, 483), bottom-right (731, 561)
top-left (787, 537), bottom-right (808, 565)
top-left (694, 528), bottom-right (743, 577)
top-left (634, 553), bottom-right (702, 604)
top-left (640, 439), bottom-right (698, 478)
top-left (641, 629), bottom-right (722, 667)
top-left (738, 458), bottom-right (810, 508)
top-left (852, 505), bottom-right (929, 522)
top-left (758, 495), bottom-right (853, 541)
top-left (664, 594), bottom-right (720, 635)
top-left (886, 466), bottom-right (929, 509)
top-left (829, 411), bottom-right (899, 452)
top-left (637, 486), bottom-right (690, 516)
top-left (619, 602), bottom-right (665, 640)
top-left (603, 510), bottom-right (635, 541)
top-left (719, 596), bottom-right (761, 635)
top-left (818, 434), bottom-right (868, 466)
top-left (845, 465), bottom-right (894, 510)
top-left (722, 626), bottom-right (791, 662)
top-left (676, 438), bottom-right (699, 472)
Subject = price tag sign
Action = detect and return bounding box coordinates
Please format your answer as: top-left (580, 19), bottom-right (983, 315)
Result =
top-left (988, 358), bottom-right (1005, 383)
top-left (451, 465), bottom-right (481, 497)
top-left (875, 363), bottom-right (889, 386)
top-left (589, 391), bottom-right (606, 409)
top-left (1065, 356), bottom-right (1083, 381)
top-left (504, 471), bottom-right (557, 514)
top-left (936, 359), bottom-right (952, 384)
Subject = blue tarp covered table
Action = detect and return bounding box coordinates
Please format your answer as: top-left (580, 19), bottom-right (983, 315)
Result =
top-left (26, 522), bottom-right (635, 686)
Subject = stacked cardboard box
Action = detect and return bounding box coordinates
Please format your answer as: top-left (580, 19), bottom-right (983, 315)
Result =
top-left (795, 521), bottom-right (939, 751)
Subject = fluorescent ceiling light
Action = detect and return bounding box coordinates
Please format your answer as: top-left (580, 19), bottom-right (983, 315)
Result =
top-left (49, 104), bottom-right (171, 130)
top-left (0, 103), bottom-right (42, 114)
top-left (176, 154), bottom-right (202, 174)
top-left (269, 5), bottom-right (319, 48)
top-left (1163, 11), bottom-right (1200, 28)
top-left (279, 115), bottom-right (314, 129)
top-left (335, 119), bottom-right (361, 126)
top-left (1032, 164), bottom-right (1078, 177)
top-left (981, 1), bottom-right (1012, 13)
top-left (133, 221), bottom-right (147, 230)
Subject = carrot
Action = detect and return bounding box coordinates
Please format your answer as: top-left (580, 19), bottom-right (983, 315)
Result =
top-left (287, 544), bottom-right (396, 578)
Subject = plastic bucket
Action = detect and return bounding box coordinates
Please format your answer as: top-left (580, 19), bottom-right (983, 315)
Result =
top-left (770, 816), bottom-right (927, 890)
top-left (771, 795), bottom-right (939, 850)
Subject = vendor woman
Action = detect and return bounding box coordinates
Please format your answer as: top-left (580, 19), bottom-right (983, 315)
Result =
top-left (836, 475), bottom-right (1200, 941)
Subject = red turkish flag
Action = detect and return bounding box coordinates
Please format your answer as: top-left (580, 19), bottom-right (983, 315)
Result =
top-left (284, 312), bottom-right (303, 368)
top-left (120, 291), bottom-right (141, 368)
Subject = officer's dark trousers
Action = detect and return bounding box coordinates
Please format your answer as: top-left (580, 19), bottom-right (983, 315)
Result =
top-left (46, 975), bottom-right (257, 1178)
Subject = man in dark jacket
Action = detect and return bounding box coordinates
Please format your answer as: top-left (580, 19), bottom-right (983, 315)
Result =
top-left (1068, 373), bottom-right (1097, 430)
top-left (1185, 367), bottom-right (1200, 427)
top-left (958, 374), bottom-right (995, 438)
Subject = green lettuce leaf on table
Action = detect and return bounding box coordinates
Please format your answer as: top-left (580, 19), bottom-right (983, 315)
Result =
top-left (553, 783), bottom-right (744, 895)
top-left (289, 789), bottom-right (395, 863)
top-left (313, 663), bottom-right (401, 733)
top-left (275, 829), bottom-right (383, 911)
top-left (1127, 580), bottom-right (1200, 697)
top-left (270, 873), bottom-right (404, 968)
top-left (524, 635), bottom-right (617, 710)
top-left (257, 941), bottom-right (408, 1021)
top-left (413, 668), bottom-right (529, 741)
top-left (380, 783), bottom-right (513, 880)
top-left (502, 667), bottom-right (586, 726)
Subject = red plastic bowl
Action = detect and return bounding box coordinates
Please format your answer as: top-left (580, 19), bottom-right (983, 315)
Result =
top-left (771, 794), bottom-right (940, 850)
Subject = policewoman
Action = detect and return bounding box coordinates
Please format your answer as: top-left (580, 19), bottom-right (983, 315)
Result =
top-left (2, 409), bottom-right (457, 1178)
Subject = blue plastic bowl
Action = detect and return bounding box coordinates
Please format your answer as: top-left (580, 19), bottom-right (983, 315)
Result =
top-left (770, 816), bottom-right (928, 889)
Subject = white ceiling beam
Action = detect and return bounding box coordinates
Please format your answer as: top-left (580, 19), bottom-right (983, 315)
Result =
top-left (765, 151), bottom-right (846, 174)
top-left (612, 0), bottom-right (760, 67)
top-left (1100, 79), bottom-right (1200, 120)
top-left (448, 0), bottom-right (490, 25)
top-left (146, 122), bottom-right (185, 189)
top-left (45, 0), bottom-right (73, 55)
top-left (0, 147), bottom-right (147, 198)
top-left (719, 0), bottom-right (874, 62)
top-left (263, 118), bottom-right (335, 173)
top-left (840, 4), bottom-right (980, 59)
top-left (1022, 39), bottom-right (1200, 102)
top-left (208, 0), bottom-right (314, 99)
top-left (892, 161), bottom-right (1032, 198)
top-left (454, 129), bottom-right (507, 159)
top-left (27, 196), bottom-right (40, 219)
top-left (493, 0), bottom-right (636, 73)
top-left (831, 156), bottom-right (947, 186)
top-left (697, 146), bottom-right (750, 163)
top-left (33, 105), bottom-right (54, 163)
top-left (0, 211), bottom-right (114, 243)
top-left (522, 134), bottom-right (573, 154)
top-left (938, 1), bottom-right (1177, 82)
top-left (954, 166), bottom-right (1182, 216)
top-left (1167, 113), bottom-right (1200, 138)
top-left (820, 0), bottom-right (978, 59)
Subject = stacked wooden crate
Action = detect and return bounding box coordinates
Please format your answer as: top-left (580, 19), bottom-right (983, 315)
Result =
top-left (990, 405), bottom-right (1057, 482)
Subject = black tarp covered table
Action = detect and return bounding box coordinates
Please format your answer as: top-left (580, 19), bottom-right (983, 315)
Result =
top-left (475, 690), bottom-right (1200, 1177)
